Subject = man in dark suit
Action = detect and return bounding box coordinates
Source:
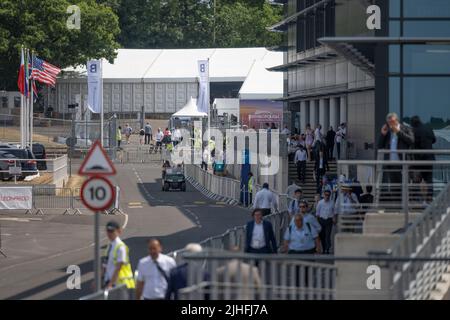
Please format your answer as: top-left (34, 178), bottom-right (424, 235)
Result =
top-left (378, 112), bottom-right (415, 202)
top-left (245, 209), bottom-right (278, 254)
top-left (411, 116), bottom-right (436, 202)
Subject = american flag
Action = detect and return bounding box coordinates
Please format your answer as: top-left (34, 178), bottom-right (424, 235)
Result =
top-left (31, 56), bottom-right (61, 87)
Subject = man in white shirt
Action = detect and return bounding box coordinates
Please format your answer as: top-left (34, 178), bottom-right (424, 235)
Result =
top-left (288, 188), bottom-right (303, 217)
top-left (155, 128), bottom-right (164, 153)
top-left (315, 189), bottom-right (336, 254)
top-left (286, 180), bottom-right (302, 199)
top-left (252, 183), bottom-right (278, 216)
top-left (281, 125), bottom-right (291, 136)
top-left (135, 238), bottom-right (176, 300)
top-left (201, 147), bottom-right (209, 171)
top-left (294, 146), bottom-right (308, 183)
top-left (172, 126), bottom-right (182, 146)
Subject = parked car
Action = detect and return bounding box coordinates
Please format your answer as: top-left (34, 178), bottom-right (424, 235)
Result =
top-left (0, 151), bottom-right (16, 181)
top-left (32, 143), bottom-right (47, 170)
top-left (0, 148), bottom-right (38, 179)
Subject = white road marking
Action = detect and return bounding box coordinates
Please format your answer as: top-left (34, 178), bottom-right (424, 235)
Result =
top-left (0, 218), bottom-right (31, 223)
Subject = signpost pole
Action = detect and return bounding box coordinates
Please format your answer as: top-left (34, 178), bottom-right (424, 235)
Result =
top-left (94, 211), bottom-right (101, 292)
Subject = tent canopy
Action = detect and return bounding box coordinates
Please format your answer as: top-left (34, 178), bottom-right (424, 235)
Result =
top-left (171, 97), bottom-right (207, 118)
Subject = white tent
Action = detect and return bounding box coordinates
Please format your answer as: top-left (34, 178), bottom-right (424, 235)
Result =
top-left (239, 51), bottom-right (283, 100)
top-left (171, 97), bottom-right (207, 118)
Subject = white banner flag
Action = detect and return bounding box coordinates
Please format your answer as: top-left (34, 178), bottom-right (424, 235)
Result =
top-left (197, 60), bottom-right (209, 114)
top-left (87, 60), bottom-right (103, 114)
top-left (0, 187), bottom-right (32, 210)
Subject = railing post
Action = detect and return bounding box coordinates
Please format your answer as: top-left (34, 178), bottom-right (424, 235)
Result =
top-left (402, 163), bottom-right (409, 230)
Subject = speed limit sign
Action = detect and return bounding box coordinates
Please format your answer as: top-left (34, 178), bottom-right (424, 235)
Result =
top-left (80, 176), bottom-right (115, 212)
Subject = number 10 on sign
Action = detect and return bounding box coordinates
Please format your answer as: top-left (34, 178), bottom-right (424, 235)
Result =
top-left (81, 176), bottom-right (115, 212)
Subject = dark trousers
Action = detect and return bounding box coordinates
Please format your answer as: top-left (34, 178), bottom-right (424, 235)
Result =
top-left (316, 168), bottom-right (325, 193)
top-left (243, 191), bottom-right (252, 207)
top-left (318, 217), bottom-right (333, 254)
top-left (327, 144), bottom-right (334, 160)
top-left (381, 165), bottom-right (402, 203)
top-left (117, 140), bottom-right (121, 148)
top-left (297, 160), bottom-right (306, 183)
top-left (421, 169), bottom-right (434, 201)
top-left (201, 161), bottom-right (208, 171)
top-left (155, 141), bottom-right (162, 153)
top-left (336, 142), bottom-right (341, 159)
top-left (145, 134), bottom-right (151, 144)
top-left (246, 246), bottom-right (271, 254)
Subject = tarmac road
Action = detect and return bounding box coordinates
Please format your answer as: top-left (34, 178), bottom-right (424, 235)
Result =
top-left (0, 162), bottom-right (250, 300)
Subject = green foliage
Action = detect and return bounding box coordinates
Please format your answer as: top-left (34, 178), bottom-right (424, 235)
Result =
top-left (116, 0), bottom-right (282, 49)
top-left (0, 0), bottom-right (282, 90)
top-left (0, 0), bottom-right (120, 90)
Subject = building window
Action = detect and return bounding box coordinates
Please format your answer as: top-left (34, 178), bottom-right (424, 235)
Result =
top-left (389, 45), bottom-right (400, 74)
top-left (14, 97), bottom-right (20, 108)
top-left (389, 77), bottom-right (400, 116)
top-left (1, 97), bottom-right (7, 108)
top-left (404, 0), bottom-right (450, 18)
top-left (404, 21), bottom-right (450, 37)
top-left (403, 77), bottom-right (450, 129)
top-left (389, 0), bottom-right (401, 18)
top-left (296, 0), bottom-right (335, 52)
top-left (403, 45), bottom-right (450, 74)
top-left (324, 1), bottom-right (335, 37)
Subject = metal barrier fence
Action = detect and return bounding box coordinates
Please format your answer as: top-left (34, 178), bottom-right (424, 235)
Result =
top-left (0, 186), bottom-right (121, 215)
top-left (115, 146), bottom-right (168, 164)
top-left (184, 164), bottom-right (242, 203)
top-left (180, 250), bottom-right (337, 300)
top-left (384, 182), bottom-right (450, 300)
top-left (170, 210), bottom-right (291, 264)
top-left (336, 150), bottom-right (450, 233)
top-left (178, 252), bottom-right (450, 300)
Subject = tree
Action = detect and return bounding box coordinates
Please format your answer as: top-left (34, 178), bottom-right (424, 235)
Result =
top-left (115, 0), bottom-right (282, 49)
top-left (0, 0), bottom-right (120, 90)
top-left (214, 1), bottom-right (282, 48)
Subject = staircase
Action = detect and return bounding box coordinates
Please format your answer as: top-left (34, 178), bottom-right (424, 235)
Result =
top-left (288, 160), bottom-right (338, 203)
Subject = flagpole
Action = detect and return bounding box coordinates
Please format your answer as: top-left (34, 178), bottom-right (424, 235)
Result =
top-left (100, 59), bottom-right (104, 147)
top-left (24, 48), bottom-right (29, 147)
top-left (20, 46), bottom-right (25, 148)
top-left (29, 50), bottom-right (34, 147)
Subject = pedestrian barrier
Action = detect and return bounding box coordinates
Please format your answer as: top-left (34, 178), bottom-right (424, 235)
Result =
top-left (383, 182), bottom-right (450, 300)
top-left (3, 185), bottom-right (123, 215)
top-left (336, 150), bottom-right (450, 233)
top-left (170, 210), bottom-right (291, 264)
top-left (179, 250), bottom-right (337, 300)
top-left (115, 146), bottom-right (169, 164)
top-left (184, 164), bottom-right (242, 204)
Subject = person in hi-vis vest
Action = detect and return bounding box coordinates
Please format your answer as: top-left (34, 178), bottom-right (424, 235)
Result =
top-left (102, 221), bottom-right (135, 297)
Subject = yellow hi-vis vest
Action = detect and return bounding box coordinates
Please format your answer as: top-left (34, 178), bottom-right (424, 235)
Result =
top-left (105, 242), bottom-right (136, 289)
top-left (248, 177), bottom-right (253, 193)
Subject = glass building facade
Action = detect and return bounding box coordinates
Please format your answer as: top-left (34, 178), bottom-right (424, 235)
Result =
top-left (271, 0), bottom-right (450, 158)
top-left (388, 0), bottom-right (450, 130)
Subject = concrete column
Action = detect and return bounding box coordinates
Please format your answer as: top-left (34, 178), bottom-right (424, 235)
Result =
top-left (319, 98), bottom-right (329, 131)
top-left (300, 101), bottom-right (307, 133)
top-left (309, 100), bottom-right (318, 127)
top-left (330, 97), bottom-right (339, 131)
top-left (340, 96), bottom-right (348, 125)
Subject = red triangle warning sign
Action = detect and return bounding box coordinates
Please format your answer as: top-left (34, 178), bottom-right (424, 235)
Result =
top-left (78, 140), bottom-right (116, 176)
